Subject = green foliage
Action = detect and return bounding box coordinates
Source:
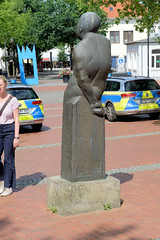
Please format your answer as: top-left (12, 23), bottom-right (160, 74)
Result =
top-left (103, 203), bottom-right (112, 211)
top-left (23, 0), bottom-right (112, 53)
top-left (116, 0), bottom-right (160, 33)
top-left (0, 0), bottom-right (32, 76)
top-left (0, 0), bottom-right (113, 57)
top-left (0, 0), bottom-right (31, 48)
top-left (50, 206), bottom-right (58, 214)
top-left (58, 49), bottom-right (68, 63)
top-left (1, 56), bottom-right (16, 62)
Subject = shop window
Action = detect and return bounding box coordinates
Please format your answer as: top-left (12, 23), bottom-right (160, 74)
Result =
top-left (110, 31), bottom-right (120, 43)
top-left (123, 31), bottom-right (133, 43)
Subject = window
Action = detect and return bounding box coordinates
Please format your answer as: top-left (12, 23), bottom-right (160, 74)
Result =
top-left (123, 31), bottom-right (133, 43)
top-left (156, 56), bottom-right (160, 68)
top-left (109, 7), bottom-right (113, 11)
top-left (7, 88), bottom-right (38, 100)
top-left (152, 56), bottom-right (154, 68)
top-left (125, 79), bottom-right (160, 91)
top-left (151, 49), bottom-right (160, 69)
top-left (110, 82), bottom-right (120, 91)
top-left (110, 31), bottom-right (120, 43)
top-left (133, 50), bottom-right (137, 70)
top-left (105, 81), bottom-right (112, 91)
top-left (127, 50), bottom-right (132, 70)
top-left (111, 57), bottom-right (118, 69)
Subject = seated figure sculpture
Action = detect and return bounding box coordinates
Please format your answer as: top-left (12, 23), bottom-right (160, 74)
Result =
top-left (61, 12), bottom-right (111, 182)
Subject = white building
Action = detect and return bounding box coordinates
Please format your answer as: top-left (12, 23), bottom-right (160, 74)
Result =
top-left (105, 4), bottom-right (160, 77)
top-left (0, 48), bottom-right (5, 74)
top-left (126, 38), bottom-right (160, 79)
top-left (106, 19), bottom-right (148, 72)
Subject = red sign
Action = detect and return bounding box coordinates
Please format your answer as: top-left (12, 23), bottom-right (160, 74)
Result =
top-left (42, 58), bottom-right (49, 61)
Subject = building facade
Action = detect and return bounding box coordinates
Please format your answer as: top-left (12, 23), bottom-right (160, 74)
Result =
top-left (0, 48), bottom-right (5, 74)
top-left (1, 4), bottom-right (160, 77)
top-left (126, 38), bottom-right (160, 79)
top-left (105, 4), bottom-right (148, 72)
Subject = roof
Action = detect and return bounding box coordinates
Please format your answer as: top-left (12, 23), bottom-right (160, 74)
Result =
top-left (104, 3), bottom-right (123, 18)
top-left (104, 2), bottom-right (143, 19)
top-left (7, 83), bottom-right (32, 89)
top-left (125, 38), bottom-right (159, 45)
top-left (107, 76), bottom-right (153, 82)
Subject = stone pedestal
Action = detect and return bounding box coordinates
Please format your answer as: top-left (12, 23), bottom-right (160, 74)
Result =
top-left (47, 176), bottom-right (120, 216)
top-left (61, 96), bottom-right (105, 182)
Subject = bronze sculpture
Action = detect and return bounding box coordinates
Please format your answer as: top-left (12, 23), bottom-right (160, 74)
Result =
top-left (61, 12), bottom-right (111, 182)
top-left (64, 12), bottom-right (111, 117)
top-left (47, 13), bottom-right (120, 215)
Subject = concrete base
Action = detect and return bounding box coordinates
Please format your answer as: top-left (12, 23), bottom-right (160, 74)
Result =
top-left (47, 176), bottom-right (120, 216)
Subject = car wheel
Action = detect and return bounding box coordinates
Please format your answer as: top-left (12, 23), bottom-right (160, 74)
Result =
top-left (31, 123), bottom-right (42, 131)
top-left (149, 113), bottom-right (159, 120)
top-left (106, 103), bottom-right (117, 122)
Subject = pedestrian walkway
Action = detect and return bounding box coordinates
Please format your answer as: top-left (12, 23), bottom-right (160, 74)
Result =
top-left (0, 71), bottom-right (160, 240)
top-left (1, 170), bottom-right (160, 240)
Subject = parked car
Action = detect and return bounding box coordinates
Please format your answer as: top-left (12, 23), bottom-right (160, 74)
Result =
top-left (7, 82), bottom-right (44, 131)
top-left (101, 76), bottom-right (160, 122)
top-left (108, 72), bottom-right (132, 77)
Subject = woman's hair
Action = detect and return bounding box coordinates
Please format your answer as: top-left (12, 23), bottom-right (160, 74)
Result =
top-left (0, 75), bottom-right (7, 84)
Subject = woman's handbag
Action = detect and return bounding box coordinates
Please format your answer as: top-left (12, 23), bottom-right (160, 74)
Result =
top-left (0, 95), bottom-right (13, 117)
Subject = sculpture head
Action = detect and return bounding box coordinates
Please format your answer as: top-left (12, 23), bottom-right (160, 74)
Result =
top-left (76, 12), bottom-right (101, 40)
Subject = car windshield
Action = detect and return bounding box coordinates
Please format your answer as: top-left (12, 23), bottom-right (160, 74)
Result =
top-left (7, 88), bottom-right (38, 100)
top-left (125, 79), bottom-right (160, 91)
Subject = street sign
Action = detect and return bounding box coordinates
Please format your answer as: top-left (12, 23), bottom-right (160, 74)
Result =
top-left (118, 58), bottom-right (124, 64)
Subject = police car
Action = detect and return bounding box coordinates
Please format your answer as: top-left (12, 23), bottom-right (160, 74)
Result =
top-left (101, 76), bottom-right (160, 122)
top-left (7, 81), bottom-right (44, 131)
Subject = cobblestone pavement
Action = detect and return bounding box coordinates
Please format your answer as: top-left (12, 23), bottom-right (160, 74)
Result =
top-left (0, 71), bottom-right (160, 240)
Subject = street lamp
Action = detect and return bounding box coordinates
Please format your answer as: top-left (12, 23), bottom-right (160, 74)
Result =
top-left (4, 41), bottom-right (8, 77)
top-left (9, 38), bottom-right (14, 77)
top-left (147, 31), bottom-right (149, 77)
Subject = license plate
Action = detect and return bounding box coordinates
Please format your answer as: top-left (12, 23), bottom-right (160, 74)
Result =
top-left (141, 98), bottom-right (155, 104)
top-left (19, 109), bottom-right (28, 114)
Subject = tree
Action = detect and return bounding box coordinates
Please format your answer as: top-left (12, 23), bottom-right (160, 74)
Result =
top-left (50, 0), bottom-right (111, 45)
top-left (43, 0), bottom-right (112, 68)
top-left (0, 0), bottom-right (114, 75)
top-left (0, 0), bottom-right (32, 76)
top-left (23, 0), bottom-right (57, 54)
top-left (58, 49), bottom-right (68, 67)
top-left (114, 0), bottom-right (160, 33)
top-left (24, 0), bottom-right (112, 55)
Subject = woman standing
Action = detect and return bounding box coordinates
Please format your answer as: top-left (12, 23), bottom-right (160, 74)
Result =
top-left (0, 75), bottom-right (19, 196)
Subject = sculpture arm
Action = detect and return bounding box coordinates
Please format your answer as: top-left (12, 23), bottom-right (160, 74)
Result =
top-left (76, 67), bottom-right (104, 117)
top-left (77, 68), bottom-right (96, 104)
top-left (74, 40), bottom-right (105, 117)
